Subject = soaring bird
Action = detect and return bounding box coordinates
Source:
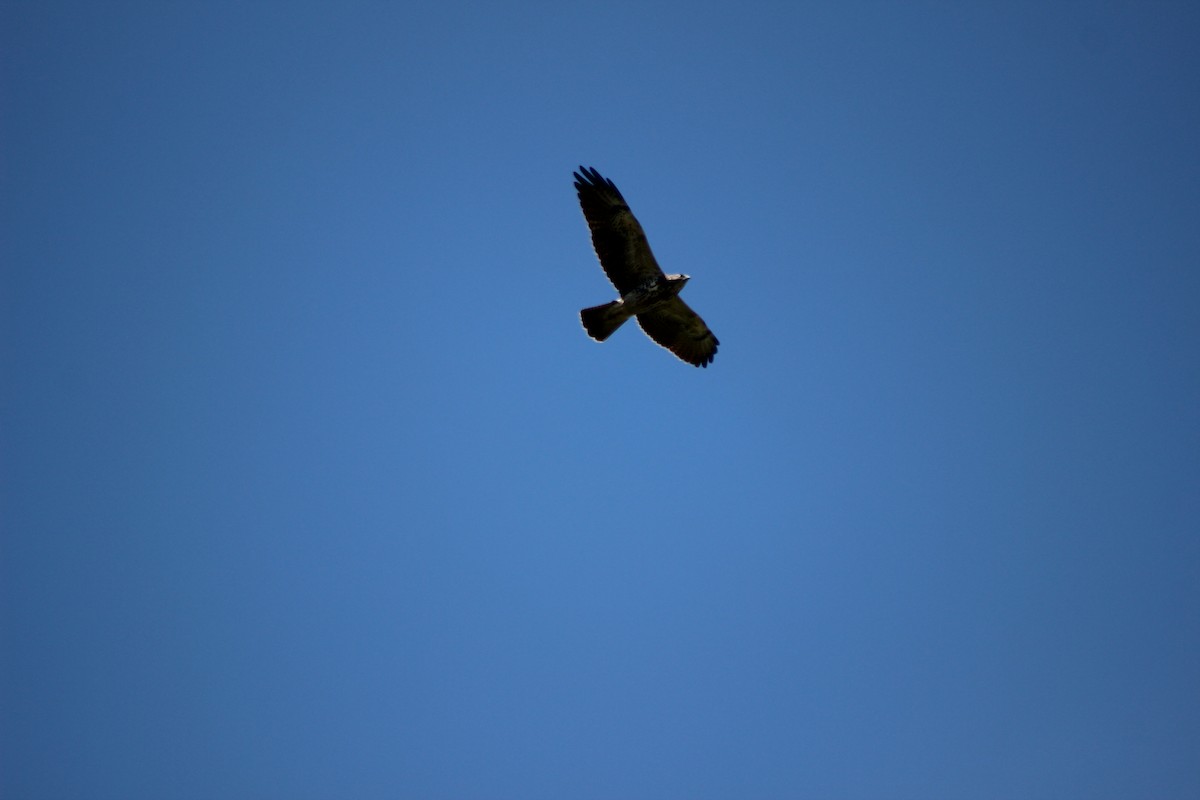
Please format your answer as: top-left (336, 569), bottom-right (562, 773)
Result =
top-left (574, 166), bottom-right (719, 368)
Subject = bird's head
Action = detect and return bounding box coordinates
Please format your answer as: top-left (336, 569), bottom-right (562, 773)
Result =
top-left (665, 274), bottom-right (690, 296)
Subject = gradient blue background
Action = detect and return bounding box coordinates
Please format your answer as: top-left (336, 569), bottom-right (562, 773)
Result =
top-left (3, 2), bottom-right (1198, 797)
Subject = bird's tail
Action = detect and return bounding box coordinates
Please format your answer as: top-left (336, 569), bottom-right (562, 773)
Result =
top-left (580, 301), bottom-right (630, 342)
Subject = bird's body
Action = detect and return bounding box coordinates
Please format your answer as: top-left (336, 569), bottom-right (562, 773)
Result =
top-left (573, 167), bottom-right (718, 367)
top-left (580, 273), bottom-right (690, 341)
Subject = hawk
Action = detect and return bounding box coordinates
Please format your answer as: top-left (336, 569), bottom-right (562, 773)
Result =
top-left (574, 166), bottom-right (719, 368)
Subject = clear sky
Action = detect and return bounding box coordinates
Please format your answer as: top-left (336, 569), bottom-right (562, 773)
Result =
top-left (3, 2), bottom-right (1198, 798)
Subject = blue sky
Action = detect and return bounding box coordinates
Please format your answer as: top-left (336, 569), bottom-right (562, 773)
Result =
top-left (3, 1), bottom-right (1198, 797)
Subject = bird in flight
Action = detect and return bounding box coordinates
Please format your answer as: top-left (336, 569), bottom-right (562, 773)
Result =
top-left (574, 166), bottom-right (719, 368)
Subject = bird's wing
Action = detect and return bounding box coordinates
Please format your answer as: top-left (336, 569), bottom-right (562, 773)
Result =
top-left (636, 297), bottom-right (719, 368)
top-left (574, 167), bottom-right (665, 294)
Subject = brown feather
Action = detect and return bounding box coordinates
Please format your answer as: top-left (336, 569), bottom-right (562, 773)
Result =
top-left (636, 297), bottom-right (719, 368)
top-left (574, 167), bottom-right (665, 295)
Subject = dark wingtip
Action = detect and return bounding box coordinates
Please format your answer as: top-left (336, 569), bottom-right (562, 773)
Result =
top-left (573, 165), bottom-right (597, 185)
top-left (573, 166), bottom-right (620, 196)
top-left (692, 333), bottom-right (718, 367)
